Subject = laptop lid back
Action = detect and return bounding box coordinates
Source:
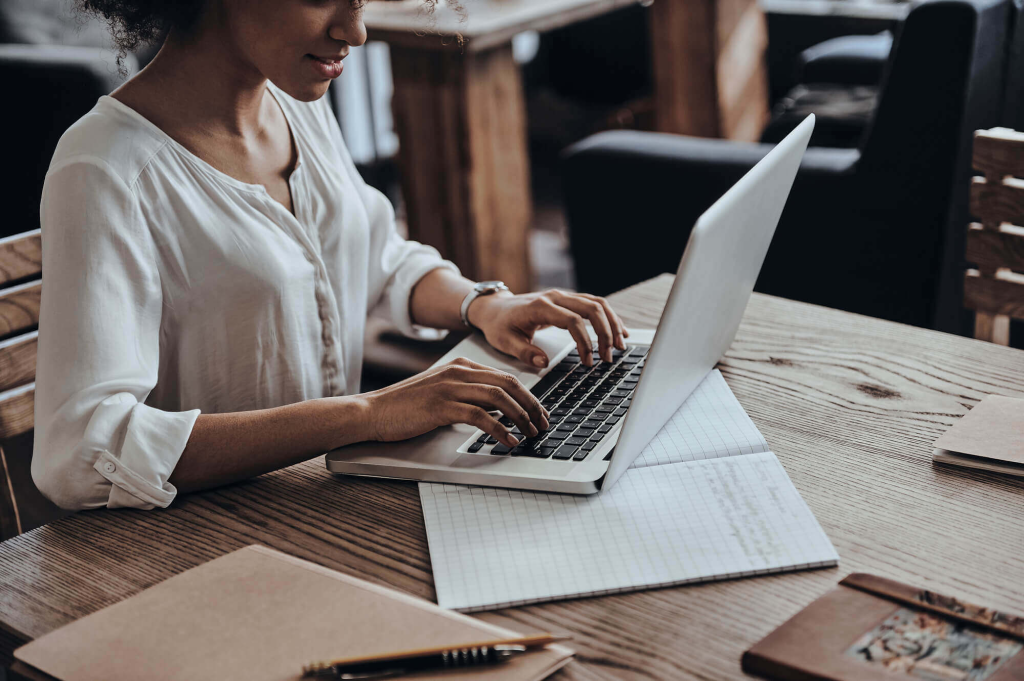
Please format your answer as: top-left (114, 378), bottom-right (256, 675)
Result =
top-left (602, 115), bottom-right (815, 490)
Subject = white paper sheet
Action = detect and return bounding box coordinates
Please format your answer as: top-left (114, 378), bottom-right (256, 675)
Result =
top-left (420, 372), bottom-right (837, 612)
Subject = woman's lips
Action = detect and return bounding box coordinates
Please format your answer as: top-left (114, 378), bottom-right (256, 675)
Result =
top-left (308, 55), bottom-right (344, 79)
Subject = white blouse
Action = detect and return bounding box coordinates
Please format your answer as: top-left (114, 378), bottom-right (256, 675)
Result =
top-left (32, 86), bottom-right (457, 511)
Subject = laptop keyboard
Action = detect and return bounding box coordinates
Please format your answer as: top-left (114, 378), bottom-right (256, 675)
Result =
top-left (466, 345), bottom-right (649, 462)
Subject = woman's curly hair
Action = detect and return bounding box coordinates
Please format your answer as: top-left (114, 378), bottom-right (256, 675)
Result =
top-left (76, 0), bottom-right (205, 64)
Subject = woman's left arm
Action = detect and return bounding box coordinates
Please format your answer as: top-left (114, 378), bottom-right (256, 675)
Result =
top-left (409, 268), bottom-right (629, 368)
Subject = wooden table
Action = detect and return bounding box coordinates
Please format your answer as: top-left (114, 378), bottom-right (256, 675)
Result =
top-left (364, 0), bottom-right (769, 294)
top-left (3, 275), bottom-right (1023, 679)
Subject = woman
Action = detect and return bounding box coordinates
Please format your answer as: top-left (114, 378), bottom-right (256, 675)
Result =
top-left (32, 0), bottom-right (627, 510)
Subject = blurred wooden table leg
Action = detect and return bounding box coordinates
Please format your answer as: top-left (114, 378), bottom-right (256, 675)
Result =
top-left (650, 0), bottom-right (770, 141)
top-left (389, 43), bottom-right (532, 294)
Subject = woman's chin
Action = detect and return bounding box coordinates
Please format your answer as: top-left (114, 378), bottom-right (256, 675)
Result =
top-left (270, 77), bottom-right (332, 103)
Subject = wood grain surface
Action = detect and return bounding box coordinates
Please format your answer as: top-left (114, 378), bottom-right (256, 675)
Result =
top-left (0, 282), bottom-right (40, 341)
top-left (1, 275), bottom-right (1023, 680)
top-left (0, 232), bottom-right (41, 288)
top-left (0, 333), bottom-right (36, 394)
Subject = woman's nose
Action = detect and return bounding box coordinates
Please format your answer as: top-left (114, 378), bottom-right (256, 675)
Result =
top-left (330, 15), bottom-right (367, 48)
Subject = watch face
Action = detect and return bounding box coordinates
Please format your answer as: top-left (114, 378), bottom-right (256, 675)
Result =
top-left (476, 281), bottom-right (506, 292)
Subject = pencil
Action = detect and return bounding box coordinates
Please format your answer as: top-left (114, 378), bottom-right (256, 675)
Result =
top-left (302, 633), bottom-right (572, 676)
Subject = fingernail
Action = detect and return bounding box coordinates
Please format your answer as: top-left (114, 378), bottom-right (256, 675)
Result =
top-left (508, 435), bottom-right (520, 446)
top-left (533, 355), bottom-right (546, 368)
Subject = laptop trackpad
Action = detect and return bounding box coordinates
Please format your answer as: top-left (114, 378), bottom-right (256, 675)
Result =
top-left (451, 454), bottom-right (575, 477)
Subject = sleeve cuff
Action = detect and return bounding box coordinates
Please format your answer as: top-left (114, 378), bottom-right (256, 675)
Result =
top-left (388, 253), bottom-right (460, 339)
top-left (96, 403), bottom-right (200, 509)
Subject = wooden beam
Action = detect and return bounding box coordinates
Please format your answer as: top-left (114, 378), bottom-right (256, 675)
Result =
top-left (973, 128), bottom-right (1024, 178)
top-left (963, 271), bottom-right (1024, 318)
top-left (0, 230), bottom-right (41, 287)
top-left (0, 383), bottom-right (33, 441)
top-left (0, 332), bottom-right (37, 394)
top-left (390, 43), bottom-right (532, 293)
top-left (649, 0), bottom-right (768, 140)
top-left (0, 281), bottom-right (41, 339)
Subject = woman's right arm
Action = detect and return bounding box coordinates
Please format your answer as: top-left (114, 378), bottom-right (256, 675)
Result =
top-left (170, 356), bottom-right (547, 493)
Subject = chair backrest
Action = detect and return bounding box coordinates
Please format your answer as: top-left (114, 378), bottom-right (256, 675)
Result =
top-left (856, 0), bottom-right (1014, 333)
top-left (0, 229), bottom-right (41, 539)
top-left (964, 128), bottom-right (1024, 344)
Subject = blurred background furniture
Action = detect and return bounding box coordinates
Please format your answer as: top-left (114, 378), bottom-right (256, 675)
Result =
top-left (361, 0), bottom-right (770, 294)
top-left (1, 0), bottom-right (139, 240)
top-left (0, 230), bottom-right (62, 541)
top-left (563, 0), bottom-right (1012, 333)
top-left (965, 128), bottom-right (1024, 345)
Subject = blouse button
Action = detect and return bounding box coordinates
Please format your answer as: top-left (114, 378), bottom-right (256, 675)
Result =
top-left (103, 461), bottom-right (116, 474)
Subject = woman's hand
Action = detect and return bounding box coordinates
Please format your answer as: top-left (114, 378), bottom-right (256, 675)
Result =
top-left (467, 290), bottom-right (629, 368)
top-left (362, 357), bottom-right (549, 448)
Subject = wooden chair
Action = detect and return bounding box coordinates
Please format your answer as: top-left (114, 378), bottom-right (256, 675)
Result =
top-left (966, 128), bottom-right (1024, 345)
top-left (0, 229), bottom-right (43, 540)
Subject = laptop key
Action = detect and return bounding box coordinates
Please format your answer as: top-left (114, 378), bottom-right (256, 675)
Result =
top-left (556, 422), bottom-right (576, 432)
top-left (595, 404), bottom-right (615, 413)
top-left (491, 444), bottom-right (511, 455)
top-left (552, 408), bottom-right (570, 417)
top-left (614, 408), bottom-right (628, 416)
top-left (476, 433), bottom-right (489, 443)
top-left (564, 437), bottom-right (587, 447)
top-left (583, 419), bottom-right (603, 429)
top-left (499, 416), bottom-right (515, 427)
top-left (547, 430), bottom-right (569, 441)
top-left (598, 424), bottom-right (613, 433)
top-left (565, 414), bottom-right (586, 424)
top-left (606, 416), bottom-right (621, 425)
top-left (582, 441), bottom-right (599, 450)
top-left (468, 441), bottom-right (484, 453)
top-left (603, 397), bottom-right (623, 406)
top-left (589, 432), bottom-right (604, 442)
top-left (575, 428), bottom-right (595, 438)
top-left (572, 450), bottom-right (589, 461)
top-left (552, 446), bottom-right (577, 460)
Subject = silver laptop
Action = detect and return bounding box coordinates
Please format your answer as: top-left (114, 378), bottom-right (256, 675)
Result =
top-left (326, 116), bottom-right (814, 493)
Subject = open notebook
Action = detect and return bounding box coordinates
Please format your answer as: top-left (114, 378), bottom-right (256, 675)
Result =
top-left (420, 370), bottom-right (838, 612)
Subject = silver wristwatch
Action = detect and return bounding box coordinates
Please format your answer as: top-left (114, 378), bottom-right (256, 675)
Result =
top-left (460, 281), bottom-right (510, 329)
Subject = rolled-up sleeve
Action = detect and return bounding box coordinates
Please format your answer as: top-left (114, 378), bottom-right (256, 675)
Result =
top-left (32, 158), bottom-right (199, 511)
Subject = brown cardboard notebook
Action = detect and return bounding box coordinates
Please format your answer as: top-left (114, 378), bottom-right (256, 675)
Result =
top-left (14, 545), bottom-right (573, 681)
top-left (933, 395), bottom-right (1024, 477)
top-left (743, 573), bottom-right (1024, 681)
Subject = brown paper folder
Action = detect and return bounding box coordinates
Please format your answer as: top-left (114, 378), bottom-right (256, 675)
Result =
top-left (14, 545), bottom-right (573, 681)
top-left (933, 395), bottom-right (1024, 477)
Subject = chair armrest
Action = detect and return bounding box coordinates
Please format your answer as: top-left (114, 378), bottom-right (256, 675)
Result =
top-left (561, 130), bottom-right (858, 296)
top-left (797, 31), bottom-right (893, 85)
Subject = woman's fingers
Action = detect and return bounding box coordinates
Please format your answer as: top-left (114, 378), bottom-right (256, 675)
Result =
top-left (580, 293), bottom-right (628, 346)
top-left (548, 292), bottom-right (616, 362)
top-left (529, 299), bottom-right (594, 365)
top-left (448, 382), bottom-right (540, 439)
top-left (452, 404), bottom-right (518, 447)
top-left (464, 367), bottom-right (549, 426)
top-left (436, 360), bottom-right (548, 433)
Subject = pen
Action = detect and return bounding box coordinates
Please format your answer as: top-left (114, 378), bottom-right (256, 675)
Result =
top-left (302, 633), bottom-right (572, 679)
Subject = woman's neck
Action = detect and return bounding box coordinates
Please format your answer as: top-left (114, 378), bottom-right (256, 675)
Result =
top-left (113, 25), bottom-right (271, 140)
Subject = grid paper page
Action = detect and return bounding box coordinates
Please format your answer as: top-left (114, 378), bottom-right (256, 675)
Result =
top-left (420, 452), bottom-right (838, 612)
top-left (632, 369), bottom-right (768, 469)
